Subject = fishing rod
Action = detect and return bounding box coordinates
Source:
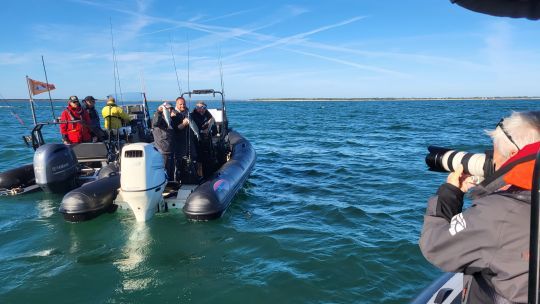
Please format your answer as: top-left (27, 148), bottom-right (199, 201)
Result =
top-left (105, 18), bottom-right (126, 157)
top-left (109, 18), bottom-right (124, 105)
top-left (0, 93), bottom-right (25, 126)
top-left (218, 46), bottom-right (228, 132)
top-left (186, 34), bottom-right (191, 98)
top-left (186, 34), bottom-right (193, 163)
top-left (41, 56), bottom-right (56, 121)
top-left (139, 70), bottom-right (152, 129)
top-left (169, 34), bottom-right (182, 96)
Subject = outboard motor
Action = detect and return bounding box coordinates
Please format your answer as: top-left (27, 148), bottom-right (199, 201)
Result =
top-left (33, 143), bottom-right (78, 193)
top-left (116, 143), bottom-right (166, 222)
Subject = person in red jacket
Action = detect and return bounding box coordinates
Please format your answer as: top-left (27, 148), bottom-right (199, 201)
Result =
top-left (59, 96), bottom-right (92, 144)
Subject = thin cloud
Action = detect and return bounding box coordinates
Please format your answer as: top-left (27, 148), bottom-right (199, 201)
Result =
top-left (483, 20), bottom-right (513, 74)
top-left (284, 5), bottom-right (310, 16)
top-left (72, 0), bottom-right (382, 80)
top-left (224, 16), bottom-right (366, 60)
top-left (204, 8), bottom-right (259, 23)
top-left (0, 53), bottom-right (29, 65)
top-left (282, 47), bottom-right (410, 77)
top-left (294, 39), bottom-right (488, 70)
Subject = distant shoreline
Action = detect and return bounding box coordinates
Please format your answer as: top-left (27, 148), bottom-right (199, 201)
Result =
top-left (4, 97), bottom-right (540, 102)
top-left (3, 99), bottom-right (159, 103)
top-left (249, 97), bottom-right (540, 102)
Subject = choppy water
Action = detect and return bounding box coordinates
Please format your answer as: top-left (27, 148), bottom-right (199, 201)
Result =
top-left (0, 99), bottom-right (537, 303)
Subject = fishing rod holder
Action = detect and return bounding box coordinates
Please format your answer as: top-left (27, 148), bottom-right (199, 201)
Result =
top-left (23, 123), bottom-right (48, 150)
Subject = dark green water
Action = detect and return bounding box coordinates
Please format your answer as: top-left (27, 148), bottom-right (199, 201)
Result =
top-left (0, 99), bottom-right (537, 303)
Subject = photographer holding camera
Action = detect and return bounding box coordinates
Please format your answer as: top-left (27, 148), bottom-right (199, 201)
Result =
top-left (420, 111), bottom-right (540, 303)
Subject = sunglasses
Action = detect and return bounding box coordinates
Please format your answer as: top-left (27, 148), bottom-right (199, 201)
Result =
top-left (196, 105), bottom-right (207, 109)
top-left (496, 118), bottom-right (520, 151)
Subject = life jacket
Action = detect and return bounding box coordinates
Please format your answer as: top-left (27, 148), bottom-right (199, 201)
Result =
top-left (60, 106), bottom-right (91, 143)
top-left (501, 141), bottom-right (540, 190)
top-left (102, 102), bottom-right (129, 129)
top-left (471, 142), bottom-right (540, 198)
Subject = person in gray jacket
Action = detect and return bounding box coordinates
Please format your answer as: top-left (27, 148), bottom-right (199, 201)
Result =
top-left (420, 111), bottom-right (540, 303)
top-left (152, 102), bottom-right (176, 181)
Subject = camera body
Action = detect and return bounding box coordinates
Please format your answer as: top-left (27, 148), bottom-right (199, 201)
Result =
top-left (425, 146), bottom-right (495, 179)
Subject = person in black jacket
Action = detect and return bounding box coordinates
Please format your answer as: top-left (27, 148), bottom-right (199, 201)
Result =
top-left (191, 101), bottom-right (216, 135)
top-left (152, 102), bottom-right (176, 180)
top-left (191, 101), bottom-right (217, 177)
top-left (172, 97), bottom-right (198, 183)
top-left (82, 96), bottom-right (105, 141)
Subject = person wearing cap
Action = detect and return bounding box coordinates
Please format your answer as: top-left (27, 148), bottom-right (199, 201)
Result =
top-left (152, 102), bottom-right (176, 180)
top-left (101, 96), bottom-right (131, 130)
top-left (82, 96), bottom-right (105, 142)
top-left (59, 96), bottom-right (92, 144)
top-left (190, 101), bottom-right (217, 177)
top-left (190, 101), bottom-right (216, 135)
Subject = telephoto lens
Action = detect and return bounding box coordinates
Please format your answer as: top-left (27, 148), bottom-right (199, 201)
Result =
top-left (425, 146), bottom-right (495, 179)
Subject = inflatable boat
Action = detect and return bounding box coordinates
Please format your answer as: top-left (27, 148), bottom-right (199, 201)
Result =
top-left (0, 103), bottom-right (152, 196)
top-left (59, 89), bottom-right (256, 222)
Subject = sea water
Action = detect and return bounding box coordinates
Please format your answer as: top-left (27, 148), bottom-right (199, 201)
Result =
top-left (0, 99), bottom-right (537, 303)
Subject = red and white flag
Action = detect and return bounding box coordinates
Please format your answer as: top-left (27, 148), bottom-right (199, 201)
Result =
top-left (27, 77), bottom-right (56, 96)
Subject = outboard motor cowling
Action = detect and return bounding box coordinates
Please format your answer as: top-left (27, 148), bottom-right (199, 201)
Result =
top-left (34, 144), bottom-right (78, 193)
top-left (115, 143), bottom-right (166, 222)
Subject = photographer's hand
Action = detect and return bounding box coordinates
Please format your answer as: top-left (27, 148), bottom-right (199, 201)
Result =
top-left (447, 165), bottom-right (476, 193)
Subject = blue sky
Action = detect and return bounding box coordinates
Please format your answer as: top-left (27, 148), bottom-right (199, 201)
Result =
top-left (1, 0), bottom-right (539, 100)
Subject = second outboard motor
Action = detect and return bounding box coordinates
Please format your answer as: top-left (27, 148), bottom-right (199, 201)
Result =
top-left (116, 143), bottom-right (166, 222)
top-left (33, 143), bottom-right (78, 193)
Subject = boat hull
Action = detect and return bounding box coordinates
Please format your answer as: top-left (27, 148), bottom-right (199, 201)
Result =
top-left (411, 273), bottom-right (463, 304)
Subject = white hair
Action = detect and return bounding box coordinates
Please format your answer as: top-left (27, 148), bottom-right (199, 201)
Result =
top-left (487, 111), bottom-right (540, 157)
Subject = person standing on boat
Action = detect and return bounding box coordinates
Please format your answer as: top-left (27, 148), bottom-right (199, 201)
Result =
top-left (82, 96), bottom-right (105, 142)
top-left (152, 102), bottom-right (176, 180)
top-left (191, 101), bottom-right (217, 177)
top-left (59, 96), bottom-right (92, 144)
top-left (191, 101), bottom-right (216, 135)
top-left (419, 111), bottom-right (540, 303)
top-left (172, 97), bottom-right (198, 182)
top-left (101, 96), bottom-right (131, 130)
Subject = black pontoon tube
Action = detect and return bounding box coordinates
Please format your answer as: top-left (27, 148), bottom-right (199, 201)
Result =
top-left (0, 164), bottom-right (35, 190)
top-left (59, 174), bottom-right (120, 222)
top-left (183, 131), bottom-right (256, 220)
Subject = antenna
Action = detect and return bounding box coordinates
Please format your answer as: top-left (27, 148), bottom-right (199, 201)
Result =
top-left (219, 46), bottom-right (225, 96)
top-left (169, 34), bottom-right (182, 96)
